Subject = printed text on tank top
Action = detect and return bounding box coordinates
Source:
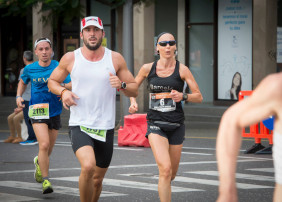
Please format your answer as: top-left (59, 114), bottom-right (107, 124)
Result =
top-left (149, 62), bottom-right (178, 112)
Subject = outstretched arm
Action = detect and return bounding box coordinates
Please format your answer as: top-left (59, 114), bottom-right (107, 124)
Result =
top-left (216, 73), bottom-right (282, 202)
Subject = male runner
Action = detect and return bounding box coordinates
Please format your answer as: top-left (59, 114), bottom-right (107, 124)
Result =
top-left (16, 38), bottom-right (71, 194)
top-left (48, 16), bottom-right (138, 202)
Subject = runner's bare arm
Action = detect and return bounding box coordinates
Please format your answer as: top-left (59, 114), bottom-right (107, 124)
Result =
top-left (48, 52), bottom-right (79, 110)
top-left (129, 63), bottom-right (152, 113)
top-left (16, 79), bottom-right (27, 108)
top-left (180, 64), bottom-right (203, 103)
top-left (48, 52), bottom-right (74, 95)
top-left (216, 73), bottom-right (282, 202)
top-left (111, 51), bottom-right (138, 97)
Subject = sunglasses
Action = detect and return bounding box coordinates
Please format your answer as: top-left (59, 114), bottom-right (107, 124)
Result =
top-left (158, 40), bottom-right (176, 47)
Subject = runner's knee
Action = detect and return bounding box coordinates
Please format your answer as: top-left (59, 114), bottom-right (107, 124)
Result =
top-left (81, 162), bottom-right (95, 177)
top-left (39, 141), bottom-right (50, 152)
top-left (159, 165), bottom-right (172, 179)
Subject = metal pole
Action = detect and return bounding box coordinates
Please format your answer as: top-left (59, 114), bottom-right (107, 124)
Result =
top-left (122, 0), bottom-right (133, 117)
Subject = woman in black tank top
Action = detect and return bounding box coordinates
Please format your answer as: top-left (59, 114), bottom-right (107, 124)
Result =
top-left (129, 32), bottom-right (203, 202)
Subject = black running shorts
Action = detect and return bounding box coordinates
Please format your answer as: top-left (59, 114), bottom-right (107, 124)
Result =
top-left (145, 121), bottom-right (185, 145)
top-left (30, 115), bottom-right (61, 130)
top-left (68, 126), bottom-right (114, 168)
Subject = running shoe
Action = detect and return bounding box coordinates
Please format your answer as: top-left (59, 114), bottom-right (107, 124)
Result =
top-left (33, 156), bottom-right (43, 183)
top-left (42, 179), bottom-right (53, 194)
top-left (20, 139), bottom-right (38, 145)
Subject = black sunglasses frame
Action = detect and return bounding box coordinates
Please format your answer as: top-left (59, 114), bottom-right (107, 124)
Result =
top-left (158, 40), bottom-right (176, 47)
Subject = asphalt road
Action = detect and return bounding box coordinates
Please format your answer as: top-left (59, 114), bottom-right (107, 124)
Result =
top-left (0, 128), bottom-right (274, 202)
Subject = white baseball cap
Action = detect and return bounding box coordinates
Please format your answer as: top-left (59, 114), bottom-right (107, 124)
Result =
top-left (81, 16), bottom-right (103, 32)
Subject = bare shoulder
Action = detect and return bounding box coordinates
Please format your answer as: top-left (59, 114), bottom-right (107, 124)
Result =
top-left (179, 63), bottom-right (189, 71)
top-left (60, 52), bottom-right (75, 63)
top-left (179, 63), bottom-right (192, 78)
top-left (111, 51), bottom-right (125, 65)
top-left (59, 51), bottom-right (75, 72)
top-left (141, 62), bottom-right (154, 74)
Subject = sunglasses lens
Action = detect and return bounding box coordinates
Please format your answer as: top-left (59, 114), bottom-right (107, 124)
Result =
top-left (169, 41), bottom-right (176, 46)
top-left (158, 41), bottom-right (176, 46)
top-left (159, 41), bottom-right (167, 46)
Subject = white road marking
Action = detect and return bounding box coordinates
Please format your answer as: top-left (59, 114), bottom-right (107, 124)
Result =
top-left (246, 168), bottom-right (274, 173)
top-left (0, 159), bottom-right (270, 175)
top-left (136, 175), bottom-right (273, 189)
top-left (185, 171), bottom-right (275, 182)
top-left (181, 152), bottom-right (212, 156)
top-left (114, 147), bottom-right (144, 151)
top-left (0, 181), bottom-right (126, 197)
top-left (182, 146), bottom-right (246, 152)
top-left (0, 192), bottom-right (42, 202)
top-left (52, 176), bottom-right (203, 192)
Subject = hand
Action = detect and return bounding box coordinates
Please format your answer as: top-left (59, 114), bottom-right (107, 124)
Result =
top-left (16, 97), bottom-right (25, 109)
top-left (170, 90), bottom-right (182, 102)
top-left (109, 72), bottom-right (122, 89)
top-left (61, 90), bottom-right (80, 110)
top-left (14, 107), bottom-right (23, 114)
top-left (129, 101), bottom-right (138, 114)
top-left (230, 88), bottom-right (237, 99)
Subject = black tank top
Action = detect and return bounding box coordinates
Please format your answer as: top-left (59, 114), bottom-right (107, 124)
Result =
top-left (147, 60), bottom-right (185, 123)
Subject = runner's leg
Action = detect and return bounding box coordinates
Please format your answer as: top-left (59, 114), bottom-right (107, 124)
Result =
top-left (149, 133), bottom-right (172, 202)
top-left (92, 166), bottom-right (108, 202)
top-left (169, 144), bottom-right (183, 181)
top-left (76, 145), bottom-right (96, 202)
top-left (33, 123), bottom-right (50, 178)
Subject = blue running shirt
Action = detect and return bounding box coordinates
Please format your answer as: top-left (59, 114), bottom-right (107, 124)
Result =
top-left (21, 60), bottom-right (71, 117)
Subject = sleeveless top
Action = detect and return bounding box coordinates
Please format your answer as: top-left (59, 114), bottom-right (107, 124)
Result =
top-left (69, 48), bottom-right (116, 129)
top-left (147, 60), bottom-right (185, 123)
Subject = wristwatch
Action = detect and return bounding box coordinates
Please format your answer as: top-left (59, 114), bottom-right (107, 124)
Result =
top-left (121, 82), bottom-right (127, 90)
top-left (182, 93), bottom-right (188, 101)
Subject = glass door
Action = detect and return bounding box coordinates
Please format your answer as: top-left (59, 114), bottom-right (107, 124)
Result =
top-left (186, 0), bottom-right (214, 103)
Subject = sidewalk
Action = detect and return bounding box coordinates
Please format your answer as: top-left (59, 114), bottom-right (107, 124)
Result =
top-left (0, 96), bottom-right (219, 139)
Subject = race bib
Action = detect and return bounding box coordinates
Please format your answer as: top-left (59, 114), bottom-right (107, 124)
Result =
top-left (149, 92), bottom-right (176, 112)
top-left (28, 103), bottom-right (49, 119)
top-left (80, 126), bottom-right (106, 142)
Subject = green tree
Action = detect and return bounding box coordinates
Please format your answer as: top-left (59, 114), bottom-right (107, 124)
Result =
top-left (0, 0), bottom-right (85, 25)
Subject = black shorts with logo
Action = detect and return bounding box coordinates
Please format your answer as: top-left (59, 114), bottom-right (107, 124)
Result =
top-left (30, 115), bottom-right (61, 130)
top-left (146, 120), bottom-right (185, 145)
top-left (68, 126), bottom-right (114, 168)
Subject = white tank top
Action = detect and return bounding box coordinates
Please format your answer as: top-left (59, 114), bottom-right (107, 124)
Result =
top-left (69, 48), bottom-right (116, 129)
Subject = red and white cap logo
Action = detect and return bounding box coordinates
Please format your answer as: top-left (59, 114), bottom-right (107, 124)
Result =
top-left (81, 16), bottom-right (103, 31)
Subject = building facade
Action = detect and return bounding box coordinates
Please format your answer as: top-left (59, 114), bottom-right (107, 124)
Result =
top-left (0, 0), bottom-right (279, 112)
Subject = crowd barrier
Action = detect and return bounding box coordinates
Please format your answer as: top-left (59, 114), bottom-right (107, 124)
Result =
top-left (239, 91), bottom-right (273, 154)
top-left (118, 114), bottom-right (150, 147)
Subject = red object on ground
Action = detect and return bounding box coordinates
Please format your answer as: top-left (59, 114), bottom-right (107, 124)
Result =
top-left (239, 91), bottom-right (273, 145)
top-left (118, 114), bottom-right (150, 147)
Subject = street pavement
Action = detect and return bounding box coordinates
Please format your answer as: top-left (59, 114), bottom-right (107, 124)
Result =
top-left (0, 126), bottom-right (275, 202)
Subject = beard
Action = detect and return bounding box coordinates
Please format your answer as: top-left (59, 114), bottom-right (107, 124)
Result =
top-left (83, 37), bottom-right (103, 51)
